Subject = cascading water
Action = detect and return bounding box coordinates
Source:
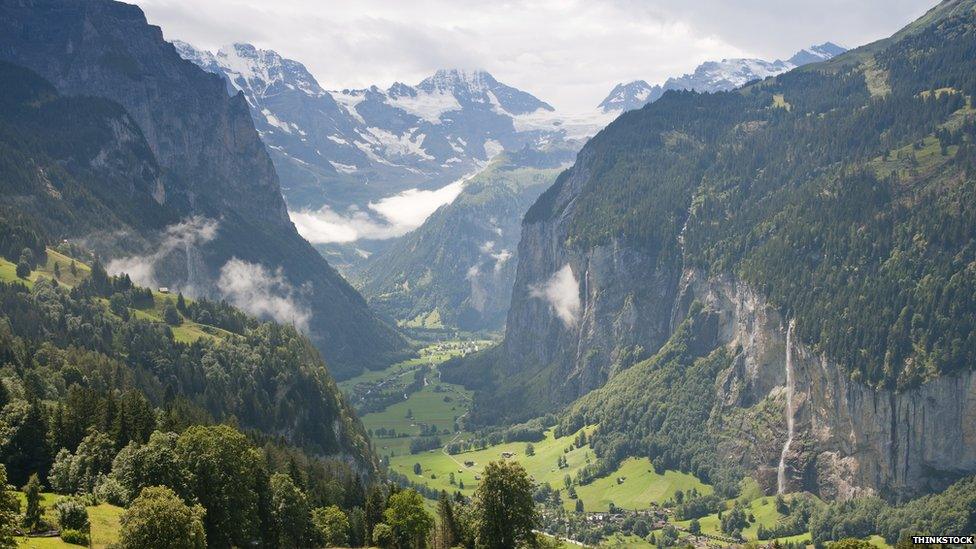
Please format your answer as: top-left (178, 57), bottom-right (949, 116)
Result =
top-left (777, 319), bottom-right (796, 494)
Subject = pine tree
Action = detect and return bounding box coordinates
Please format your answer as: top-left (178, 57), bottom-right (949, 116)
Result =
top-left (22, 474), bottom-right (42, 532)
top-left (364, 484), bottom-right (385, 543)
top-left (435, 491), bottom-right (458, 548)
top-left (0, 465), bottom-right (20, 547)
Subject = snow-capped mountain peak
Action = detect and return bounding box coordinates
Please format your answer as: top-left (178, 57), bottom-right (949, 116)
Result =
top-left (598, 41), bottom-right (847, 113)
top-left (174, 40), bottom-right (578, 222)
top-left (597, 80), bottom-right (664, 113)
top-left (787, 41), bottom-right (847, 66)
top-left (419, 68), bottom-right (494, 93)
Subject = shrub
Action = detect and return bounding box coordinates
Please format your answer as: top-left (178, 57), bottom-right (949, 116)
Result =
top-left (94, 475), bottom-right (128, 506)
top-left (59, 529), bottom-right (90, 546)
top-left (54, 497), bottom-right (89, 531)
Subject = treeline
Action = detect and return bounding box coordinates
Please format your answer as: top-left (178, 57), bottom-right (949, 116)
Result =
top-left (0, 217), bottom-right (46, 272)
top-left (446, 415), bottom-right (558, 454)
top-left (808, 476), bottom-right (976, 547)
top-left (0, 272), bottom-right (373, 465)
top-left (7, 424), bottom-right (371, 547)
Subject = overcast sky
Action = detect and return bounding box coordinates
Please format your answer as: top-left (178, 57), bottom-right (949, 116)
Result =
top-left (133, 0), bottom-right (936, 112)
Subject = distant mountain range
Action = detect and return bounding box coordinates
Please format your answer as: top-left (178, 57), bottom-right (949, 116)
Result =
top-left (174, 42), bottom-right (580, 212)
top-left (597, 42), bottom-right (847, 113)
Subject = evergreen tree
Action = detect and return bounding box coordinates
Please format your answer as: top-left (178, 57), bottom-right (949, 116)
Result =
top-left (0, 465), bottom-right (19, 549)
top-left (435, 491), bottom-right (458, 548)
top-left (22, 474), bottom-right (42, 532)
top-left (0, 398), bottom-right (50, 486)
top-left (163, 303), bottom-right (182, 326)
top-left (364, 483), bottom-right (386, 543)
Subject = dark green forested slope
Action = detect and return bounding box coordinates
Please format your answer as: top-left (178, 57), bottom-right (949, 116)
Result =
top-left (0, 253), bottom-right (376, 478)
top-left (0, 239), bottom-right (389, 545)
top-left (443, 1), bottom-right (976, 515)
top-left (525, 0), bottom-right (976, 391)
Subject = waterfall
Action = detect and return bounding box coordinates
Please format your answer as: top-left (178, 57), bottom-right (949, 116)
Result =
top-left (777, 319), bottom-right (796, 494)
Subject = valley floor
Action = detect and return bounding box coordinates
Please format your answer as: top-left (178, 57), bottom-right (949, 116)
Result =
top-left (343, 340), bottom-right (896, 548)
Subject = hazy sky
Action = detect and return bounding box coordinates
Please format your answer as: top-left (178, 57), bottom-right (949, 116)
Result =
top-left (133, 0), bottom-right (935, 111)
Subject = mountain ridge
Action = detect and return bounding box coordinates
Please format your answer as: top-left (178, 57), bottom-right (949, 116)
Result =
top-left (174, 40), bottom-right (573, 216)
top-left (597, 42), bottom-right (848, 113)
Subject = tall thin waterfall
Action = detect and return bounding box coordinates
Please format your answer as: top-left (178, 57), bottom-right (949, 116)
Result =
top-left (777, 319), bottom-right (796, 494)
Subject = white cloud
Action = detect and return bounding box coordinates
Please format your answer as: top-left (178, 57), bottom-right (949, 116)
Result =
top-left (530, 263), bottom-right (581, 329)
top-left (289, 176), bottom-right (466, 243)
top-left (217, 258), bottom-right (311, 332)
top-left (132, 0), bottom-right (931, 112)
top-left (107, 216), bottom-right (218, 289)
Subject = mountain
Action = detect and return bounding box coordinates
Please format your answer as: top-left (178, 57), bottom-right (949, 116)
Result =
top-left (357, 153), bottom-right (563, 331)
top-left (598, 42), bottom-right (847, 113)
top-left (174, 42), bottom-right (573, 213)
top-left (0, 0), bottom-right (406, 378)
top-left (0, 58), bottom-right (378, 474)
top-left (597, 80), bottom-right (665, 113)
top-left (787, 41), bottom-right (848, 65)
top-left (446, 0), bottom-right (976, 500)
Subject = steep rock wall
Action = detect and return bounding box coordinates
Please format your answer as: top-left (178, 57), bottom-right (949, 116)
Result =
top-left (688, 274), bottom-right (976, 500)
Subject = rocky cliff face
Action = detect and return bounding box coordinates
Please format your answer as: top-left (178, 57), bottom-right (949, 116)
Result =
top-left (684, 274), bottom-right (976, 500)
top-left (0, 0), bottom-right (405, 376)
top-left (499, 147), bottom-right (682, 405)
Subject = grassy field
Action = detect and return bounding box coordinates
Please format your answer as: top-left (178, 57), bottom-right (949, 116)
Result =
top-left (598, 533), bottom-right (655, 548)
top-left (344, 339), bottom-right (488, 457)
top-left (364, 377), bottom-right (472, 458)
top-left (0, 249), bottom-right (90, 290)
top-left (390, 426), bottom-right (709, 513)
top-left (14, 493), bottom-right (122, 549)
top-left (1, 248), bottom-right (236, 346)
top-left (672, 492), bottom-right (820, 544)
top-left (574, 457), bottom-right (710, 512)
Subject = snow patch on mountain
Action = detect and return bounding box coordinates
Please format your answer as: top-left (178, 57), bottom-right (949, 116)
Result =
top-left (598, 42), bottom-right (847, 114)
